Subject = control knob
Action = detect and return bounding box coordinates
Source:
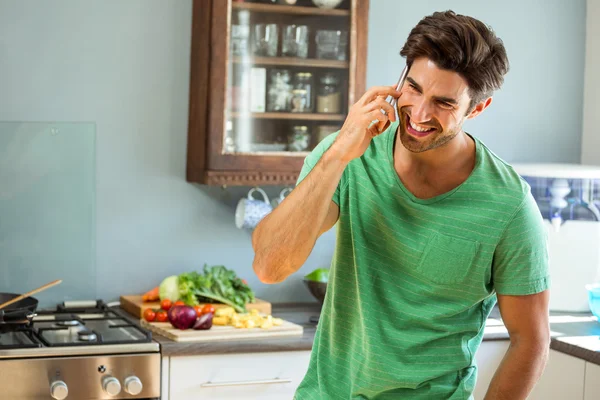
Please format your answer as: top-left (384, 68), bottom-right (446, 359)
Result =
top-left (102, 376), bottom-right (122, 396)
top-left (124, 376), bottom-right (143, 395)
top-left (50, 380), bottom-right (68, 400)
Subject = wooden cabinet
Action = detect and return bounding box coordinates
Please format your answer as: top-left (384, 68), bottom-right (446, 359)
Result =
top-left (186, 0), bottom-right (369, 186)
top-left (168, 351), bottom-right (311, 400)
top-left (528, 349), bottom-right (586, 400)
top-left (585, 362), bottom-right (600, 400)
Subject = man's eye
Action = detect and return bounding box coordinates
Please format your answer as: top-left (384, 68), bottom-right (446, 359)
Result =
top-left (437, 101), bottom-right (453, 109)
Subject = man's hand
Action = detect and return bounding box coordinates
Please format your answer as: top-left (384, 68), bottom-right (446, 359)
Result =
top-left (331, 86), bottom-right (400, 163)
top-left (484, 290), bottom-right (550, 399)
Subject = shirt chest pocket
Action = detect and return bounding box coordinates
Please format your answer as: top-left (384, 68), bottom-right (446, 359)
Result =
top-left (416, 232), bottom-right (480, 285)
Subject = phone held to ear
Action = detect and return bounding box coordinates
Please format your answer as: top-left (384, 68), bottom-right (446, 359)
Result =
top-left (372, 65), bottom-right (409, 133)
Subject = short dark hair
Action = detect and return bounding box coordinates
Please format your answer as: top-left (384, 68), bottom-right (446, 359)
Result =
top-left (400, 10), bottom-right (509, 110)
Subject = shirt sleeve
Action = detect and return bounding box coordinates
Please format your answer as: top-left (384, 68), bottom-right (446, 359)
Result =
top-left (296, 130), bottom-right (342, 206)
top-left (492, 192), bottom-right (551, 295)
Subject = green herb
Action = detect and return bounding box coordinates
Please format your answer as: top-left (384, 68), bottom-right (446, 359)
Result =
top-left (178, 264), bottom-right (255, 313)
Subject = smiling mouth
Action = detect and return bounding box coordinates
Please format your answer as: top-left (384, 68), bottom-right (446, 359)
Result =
top-left (405, 115), bottom-right (437, 138)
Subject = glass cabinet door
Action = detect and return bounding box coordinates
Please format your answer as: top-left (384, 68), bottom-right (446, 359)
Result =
top-left (224, 0), bottom-right (351, 156)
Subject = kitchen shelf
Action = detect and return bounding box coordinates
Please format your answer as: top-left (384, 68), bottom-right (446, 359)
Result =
top-left (232, 56), bottom-right (349, 69)
top-left (232, 2), bottom-right (350, 17)
top-left (230, 112), bottom-right (346, 121)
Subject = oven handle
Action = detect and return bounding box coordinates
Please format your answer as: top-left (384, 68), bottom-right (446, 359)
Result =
top-left (200, 377), bottom-right (292, 388)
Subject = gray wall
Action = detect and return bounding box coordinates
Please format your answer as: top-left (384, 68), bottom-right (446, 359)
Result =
top-left (368, 0), bottom-right (586, 164)
top-left (0, 0), bottom-right (587, 304)
top-left (582, 0), bottom-right (600, 165)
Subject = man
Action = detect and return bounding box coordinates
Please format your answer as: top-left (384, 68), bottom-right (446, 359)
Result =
top-left (252, 10), bottom-right (550, 400)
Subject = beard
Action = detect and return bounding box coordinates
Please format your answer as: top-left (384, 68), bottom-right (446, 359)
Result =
top-left (398, 108), bottom-right (461, 153)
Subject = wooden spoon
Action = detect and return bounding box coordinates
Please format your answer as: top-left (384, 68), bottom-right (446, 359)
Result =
top-left (0, 279), bottom-right (62, 311)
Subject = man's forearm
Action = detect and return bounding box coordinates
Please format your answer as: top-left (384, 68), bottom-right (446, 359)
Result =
top-left (252, 147), bottom-right (347, 283)
top-left (484, 340), bottom-right (549, 400)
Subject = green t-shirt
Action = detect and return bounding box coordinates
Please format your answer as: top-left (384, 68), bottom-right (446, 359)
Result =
top-left (294, 121), bottom-right (550, 400)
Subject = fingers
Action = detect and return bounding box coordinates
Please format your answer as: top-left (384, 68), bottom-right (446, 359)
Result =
top-left (364, 98), bottom-right (396, 122)
top-left (358, 86), bottom-right (401, 106)
top-left (366, 108), bottom-right (388, 122)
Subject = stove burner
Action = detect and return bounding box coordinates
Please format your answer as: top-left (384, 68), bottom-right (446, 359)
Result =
top-left (77, 329), bottom-right (97, 342)
top-left (56, 319), bottom-right (80, 327)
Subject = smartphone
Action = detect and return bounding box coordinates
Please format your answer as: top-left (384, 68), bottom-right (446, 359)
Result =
top-left (386, 65), bottom-right (408, 120)
top-left (373, 66), bottom-right (408, 132)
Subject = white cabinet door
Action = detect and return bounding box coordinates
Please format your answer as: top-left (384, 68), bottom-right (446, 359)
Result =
top-left (585, 362), bottom-right (600, 400)
top-left (169, 351), bottom-right (311, 400)
top-left (162, 357), bottom-right (170, 400)
top-left (528, 350), bottom-right (585, 400)
top-left (472, 340), bottom-right (510, 399)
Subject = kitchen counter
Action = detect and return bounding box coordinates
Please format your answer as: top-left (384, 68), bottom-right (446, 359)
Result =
top-left (121, 304), bottom-right (600, 365)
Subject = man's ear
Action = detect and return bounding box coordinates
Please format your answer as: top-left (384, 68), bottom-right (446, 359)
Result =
top-left (467, 97), bottom-right (493, 119)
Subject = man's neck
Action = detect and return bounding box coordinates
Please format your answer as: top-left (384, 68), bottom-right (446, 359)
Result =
top-left (394, 129), bottom-right (475, 173)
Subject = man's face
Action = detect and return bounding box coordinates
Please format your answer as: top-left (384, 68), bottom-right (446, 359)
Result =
top-left (396, 57), bottom-right (482, 153)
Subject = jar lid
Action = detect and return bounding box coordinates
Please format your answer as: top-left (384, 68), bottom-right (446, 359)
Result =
top-left (292, 89), bottom-right (307, 94)
top-left (292, 125), bottom-right (308, 131)
top-left (296, 72), bottom-right (313, 77)
top-left (320, 73), bottom-right (339, 84)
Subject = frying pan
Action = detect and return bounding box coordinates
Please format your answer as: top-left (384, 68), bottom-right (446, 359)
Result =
top-left (0, 280), bottom-right (62, 333)
top-left (0, 293), bottom-right (38, 333)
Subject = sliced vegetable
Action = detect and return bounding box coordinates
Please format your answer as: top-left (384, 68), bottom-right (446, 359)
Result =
top-left (159, 275), bottom-right (179, 302)
top-left (161, 299), bottom-right (173, 311)
top-left (167, 305), bottom-right (197, 330)
top-left (193, 312), bottom-right (213, 330)
top-left (143, 308), bottom-right (156, 322)
top-left (142, 286), bottom-right (160, 302)
top-left (155, 310), bottom-right (168, 322)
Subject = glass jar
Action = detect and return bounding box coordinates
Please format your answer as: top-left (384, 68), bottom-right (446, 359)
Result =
top-left (282, 25), bottom-right (309, 58)
top-left (267, 69), bottom-right (292, 112)
top-left (290, 89), bottom-right (309, 113)
top-left (316, 73), bottom-right (341, 114)
top-left (288, 125), bottom-right (310, 151)
top-left (294, 72), bottom-right (313, 112)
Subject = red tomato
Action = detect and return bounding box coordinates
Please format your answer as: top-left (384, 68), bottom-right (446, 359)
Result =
top-left (193, 305), bottom-right (204, 317)
top-left (201, 304), bottom-right (215, 315)
top-left (155, 310), bottom-right (168, 322)
top-left (242, 279), bottom-right (248, 285)
top-left (160, 299), bottom-right (172, 311)
top-left (174, 300), bottom-right (185, 307)
top-left (143, 308), bottom-right (156, 322)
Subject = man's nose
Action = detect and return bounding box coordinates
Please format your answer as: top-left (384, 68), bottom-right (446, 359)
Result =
top-left (410, 99), bottom-right (433, 123)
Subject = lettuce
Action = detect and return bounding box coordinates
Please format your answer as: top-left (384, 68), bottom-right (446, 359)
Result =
top-left (178, 265), bottom-right (255, 313)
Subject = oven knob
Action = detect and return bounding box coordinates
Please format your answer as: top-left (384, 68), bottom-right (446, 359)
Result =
top-left (50, 380), bottom-right (68, 400)
top-left (124, 376), bottom-right (143, 395)
top-left (102, 376), bottom-right (121, 396)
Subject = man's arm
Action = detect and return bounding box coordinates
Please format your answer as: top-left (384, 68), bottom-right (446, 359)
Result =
top-left (484, 290), bottom-right (551, 400)
top-left (252, 153), bottom-right (344, 284)
top-left (251, 86), bottom-right (400, 284)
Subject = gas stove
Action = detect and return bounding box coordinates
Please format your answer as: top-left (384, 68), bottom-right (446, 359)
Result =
top-left (0, 300), bottom-right (160, 399)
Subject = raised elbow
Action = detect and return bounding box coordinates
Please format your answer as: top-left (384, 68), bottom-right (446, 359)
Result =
top-left (253, 258), bottom-right (286, 284)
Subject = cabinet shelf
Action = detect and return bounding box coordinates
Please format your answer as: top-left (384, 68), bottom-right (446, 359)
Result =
top-left (232, 2), bottom-right (350, 17)
top-left (232, 56), bottom-right (349, 69)
top-left (230, 112), bottom-right (345, 121)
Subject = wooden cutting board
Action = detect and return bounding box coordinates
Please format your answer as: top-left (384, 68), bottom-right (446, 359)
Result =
top-left (140, 319), bottom-right (303, 342)
top-left (120, 295), bottom-right (272, 319)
